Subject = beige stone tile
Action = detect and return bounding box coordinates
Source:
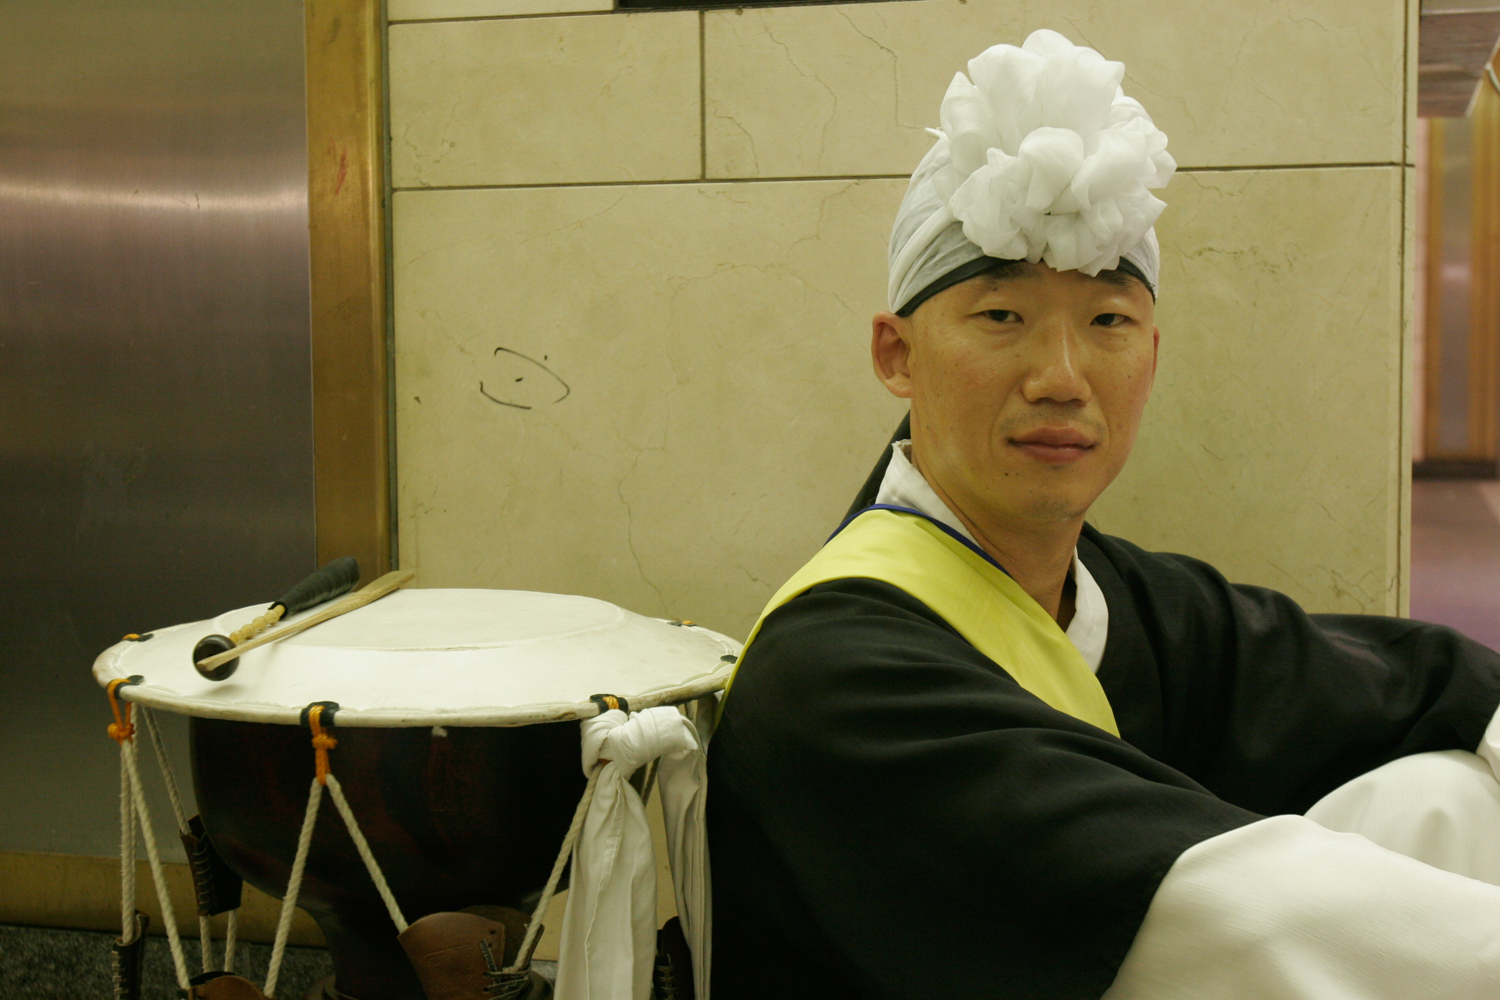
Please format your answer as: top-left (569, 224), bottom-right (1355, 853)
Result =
top-left (389, 0), bottom-right (608, 20)
top-left (394, 179), bottom-right (908, 638)
top-left (390, 13), bottom-right (699, 188)
top-left (395, 166), bottom-right (1405, 640)
top-left (1090, 166), bottom-right (1406, 615)
top-left (705, 0), bottom-right (1406, 178)
top-left (1407, 0), bottom-right (1420, 167)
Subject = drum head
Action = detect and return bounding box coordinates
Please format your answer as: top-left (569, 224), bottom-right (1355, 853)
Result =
top-left (94, 589), bottom-right (740, 726)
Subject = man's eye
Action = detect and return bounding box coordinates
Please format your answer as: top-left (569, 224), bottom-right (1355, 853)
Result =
top-left (1094, 313), bottom-right (1128, 327)
top-left (984, 309), bottom-right (1021, 323)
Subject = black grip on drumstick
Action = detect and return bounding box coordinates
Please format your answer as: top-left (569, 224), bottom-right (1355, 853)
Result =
top-left (273, 556), bottom-right (361, 616)
top-left (192, 558), bottom-right (360, 682)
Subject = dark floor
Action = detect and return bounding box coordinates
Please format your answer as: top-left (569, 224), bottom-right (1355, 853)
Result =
top-left (0, 922), bottom-right (555, 1000)
top-left (0, 924), bottom-right (333, 999)
top-left (1411, 479), bottom-right (1500, 652)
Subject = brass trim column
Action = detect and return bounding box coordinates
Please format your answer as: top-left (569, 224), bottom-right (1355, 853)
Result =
top-left (1419, 78), bottom-right (1500, 473)
top-left (1423, 117), bottom-right (1446, 463)
top-left (306, 0), bottom-right (391, 579)
top-left (1470, 84), bottom-right (1500, 462)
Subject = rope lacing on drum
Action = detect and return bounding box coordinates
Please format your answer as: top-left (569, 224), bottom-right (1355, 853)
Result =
top-left (265, 703), bottom-right (410, 999)
top-left (106, 676), bottom-right (194, 994)
top-left (107, 674), bottom-right (245, 994)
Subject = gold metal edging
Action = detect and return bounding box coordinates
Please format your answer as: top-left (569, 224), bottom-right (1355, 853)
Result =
top-left (306, 0), bottom-right (393, 581)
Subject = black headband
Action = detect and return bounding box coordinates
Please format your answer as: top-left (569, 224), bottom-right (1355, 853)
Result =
top-left (895, 254), bottom-right (1155, 318)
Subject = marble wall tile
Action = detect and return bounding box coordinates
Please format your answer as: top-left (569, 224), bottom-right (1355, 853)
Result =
top-left (705, 0), bottom-right (1406, 179)
top-left (389, 0), bottom-right (608, 20)
top-left (1406, 0), bottom-right (1419, 168)
top-left (395, 166), bottom-right (1403, 635)
top-left (389, 12), bottom-right (699, 188)
top-left (394, 179), bottom-right (907, 638)
top-left (1089, 166), bottom-right (1405, 615)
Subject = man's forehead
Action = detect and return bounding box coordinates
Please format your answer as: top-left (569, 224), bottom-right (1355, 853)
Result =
top-left (965, 261), bottom-right (1150, 297)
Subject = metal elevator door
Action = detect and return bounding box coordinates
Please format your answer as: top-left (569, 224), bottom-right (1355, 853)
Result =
top-left (0, 0), bottom-right (316, 859)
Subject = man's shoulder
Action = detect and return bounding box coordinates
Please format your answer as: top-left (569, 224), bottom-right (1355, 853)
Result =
top-left (1078, 522), bottom-right (1262, 618)
top-left (1079, 522), bottom-right (1225, 582)
top-left (751, 576), bottom-right (967, 651)
top-left (727, 576), bottom-right (1001, 711)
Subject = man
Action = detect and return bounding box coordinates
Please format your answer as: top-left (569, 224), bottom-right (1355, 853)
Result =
top-left (707, 31), bottom-right (1500, 1000)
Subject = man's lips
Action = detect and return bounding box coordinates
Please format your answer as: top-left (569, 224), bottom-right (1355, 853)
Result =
top-left (1008, 428), bottom-right (1097, 464)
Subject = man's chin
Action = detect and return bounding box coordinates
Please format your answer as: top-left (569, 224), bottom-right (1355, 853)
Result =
top-left (979, 475), bottom-right (1100, 525)
top-left (1015, 495), bottom-right (1093, 523)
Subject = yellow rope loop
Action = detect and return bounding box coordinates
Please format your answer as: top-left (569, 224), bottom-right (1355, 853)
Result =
top-left (308, 705), bottom-right (338, 785)
top-left (106, 678), bottom-right (136, 743)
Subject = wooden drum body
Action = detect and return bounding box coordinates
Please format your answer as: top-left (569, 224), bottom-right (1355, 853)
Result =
top-left (192, 718), bottom-right (585, 999)
top-left (95, 588), bottom-right (737, 1000)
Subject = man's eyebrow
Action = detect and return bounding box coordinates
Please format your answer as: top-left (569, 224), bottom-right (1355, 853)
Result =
top-left (1090, 267), bottom-right (1146, 291)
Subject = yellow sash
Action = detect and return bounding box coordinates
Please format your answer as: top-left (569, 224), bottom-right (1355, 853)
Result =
top-left (726, 509), bottom-right (1118, 735)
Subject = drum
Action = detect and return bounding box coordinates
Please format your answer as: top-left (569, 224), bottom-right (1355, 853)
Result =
top-left (94, 587), bottom-right (738, 1000)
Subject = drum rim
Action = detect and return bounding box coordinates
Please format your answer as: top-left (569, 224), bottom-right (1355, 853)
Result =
top-left (92, 593), bottom-right (740, 727)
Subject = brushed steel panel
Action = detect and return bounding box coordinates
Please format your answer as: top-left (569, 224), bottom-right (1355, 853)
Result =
top-left (0, 0), bottom-right (315, 857)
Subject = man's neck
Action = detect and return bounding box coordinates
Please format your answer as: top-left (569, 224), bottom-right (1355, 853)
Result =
top-left (913, 453), bottom-right (1083, 626)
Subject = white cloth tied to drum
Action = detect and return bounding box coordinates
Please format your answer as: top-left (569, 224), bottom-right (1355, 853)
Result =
top-left (556, 707), bottom-right (711, 1000)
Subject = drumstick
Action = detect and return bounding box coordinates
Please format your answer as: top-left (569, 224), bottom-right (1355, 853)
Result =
top-left (192, 564), bottom-right (412, 680)
top-left (194, 568), bottom-right (414, 678)
top-left (192, 557), bottom-right (362, 680)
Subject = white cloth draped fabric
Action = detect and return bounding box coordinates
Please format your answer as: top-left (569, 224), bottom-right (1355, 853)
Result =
top-left (1105, 739), bottom-right (1500, 999)
top-left (555, 706), bottom-right (711, 1000)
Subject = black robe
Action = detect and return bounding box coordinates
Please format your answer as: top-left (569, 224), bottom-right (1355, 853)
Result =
top-left (707, 423), bottom-right (1500, 1000)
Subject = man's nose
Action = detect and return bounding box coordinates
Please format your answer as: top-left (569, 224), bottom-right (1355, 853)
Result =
top-left (1020, 321), bottom-right (1091, 405)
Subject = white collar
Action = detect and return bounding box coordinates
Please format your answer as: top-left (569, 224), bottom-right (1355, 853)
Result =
top-left (873, 440), bottom-right (1109, 673)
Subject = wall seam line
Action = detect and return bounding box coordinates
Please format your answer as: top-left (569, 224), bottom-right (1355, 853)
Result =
top-left (389, 162), bottom-right (1406, 194)
top-left (699, 10), bottom-right (707, 180)
top-left (1397, 0), bottom-right (1415, 617)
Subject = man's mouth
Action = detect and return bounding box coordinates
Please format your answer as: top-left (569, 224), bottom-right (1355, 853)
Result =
top-left (1008, 428), bottom-right (1097, 465)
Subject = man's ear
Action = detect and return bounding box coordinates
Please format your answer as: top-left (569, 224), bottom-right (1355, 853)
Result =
top-left (872, 312), bottom-right (915, 399)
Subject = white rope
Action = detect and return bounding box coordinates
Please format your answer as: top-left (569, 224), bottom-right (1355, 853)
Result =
top-left (200, 915), bottom-right (214, 973)
top-left (141, 703), bottom-right (243, 975)
top-left (505, 766), bottom-right (603, 973)
top-left (324, 773), bottom-right (408, 933)
top-left (122, 736), bottom-right (191, 990)
top-left (225, 908), bottom-right (238, 974)
top-left (139, 707), bottom-right (190, 834)
top-left (265, 776), bottom-right (323, 999)
top-left (119, 745), bottom-right (137, 938)
top-left (144, 704), bottom-right (218, 972)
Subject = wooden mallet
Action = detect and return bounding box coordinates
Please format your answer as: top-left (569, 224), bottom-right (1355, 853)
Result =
top-left (192, 559), bottom-right (413, 681)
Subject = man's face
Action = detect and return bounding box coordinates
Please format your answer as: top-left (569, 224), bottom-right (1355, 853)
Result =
top-left (872, 262), bottom-right (1159, 529)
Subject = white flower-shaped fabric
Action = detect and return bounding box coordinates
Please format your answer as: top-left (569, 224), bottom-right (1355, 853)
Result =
top-left (940, 29), bottom-right (1174, 272)
top-left (888, 30), bottom-right (1174, 311)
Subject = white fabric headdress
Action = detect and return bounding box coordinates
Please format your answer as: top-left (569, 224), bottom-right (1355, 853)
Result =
top-left (889, 30), bottom-right (1175, 312)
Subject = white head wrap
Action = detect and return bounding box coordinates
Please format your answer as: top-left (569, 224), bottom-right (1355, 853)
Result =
top-left (889, 30), bottom-right (1175, 313)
